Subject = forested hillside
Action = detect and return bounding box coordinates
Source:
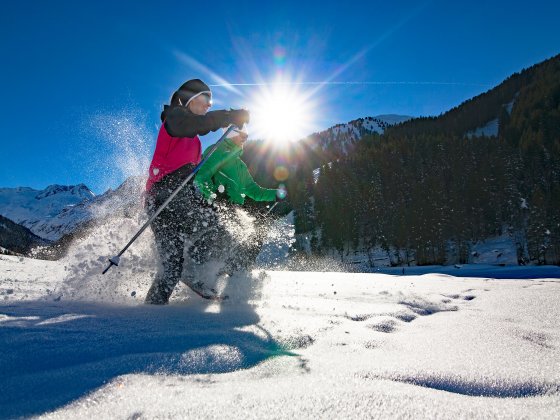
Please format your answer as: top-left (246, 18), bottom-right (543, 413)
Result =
top-left (254, 54), bottom-right (560, 266)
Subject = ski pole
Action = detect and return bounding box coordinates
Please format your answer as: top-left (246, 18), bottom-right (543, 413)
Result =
top-left (102, 124), bottom-right (239, 274)
top-left (266, 201), bottom-right (278, 215)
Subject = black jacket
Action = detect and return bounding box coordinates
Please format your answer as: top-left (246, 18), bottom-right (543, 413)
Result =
top-left (161, 105), bottom-right (236, 138)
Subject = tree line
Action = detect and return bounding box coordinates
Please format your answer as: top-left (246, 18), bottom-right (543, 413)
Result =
top-left (244, 53), bottom-right (560, 266)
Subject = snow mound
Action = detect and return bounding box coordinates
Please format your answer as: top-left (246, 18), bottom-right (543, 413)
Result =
top-left (398, 296), bottom-right (458, 315)
top-left (375, 372), bottom-right (560, 398)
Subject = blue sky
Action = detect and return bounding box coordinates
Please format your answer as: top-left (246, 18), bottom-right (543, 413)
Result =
top-left (1, 0), bottom-right (559, 194)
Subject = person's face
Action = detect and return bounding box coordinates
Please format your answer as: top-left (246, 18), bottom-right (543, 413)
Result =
top-left (231, 131), bottom-right (248, 147)
top-left (188, 93), bottom-right (212, 115)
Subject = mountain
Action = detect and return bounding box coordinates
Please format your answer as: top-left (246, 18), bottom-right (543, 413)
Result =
top-left (0, 177), bottom-right (145, 243)
top-left (386, 53), bottom-right (560, 143)
top-left (295, 53), bottom-right (560, 266)
top-left (242, 114), bottom-right (412, 193)
top-left (0, 184), bottom-right (95, 241)
top-left (0, 214), bottom-right (47, 254)
top-left (301, 114), bottom-right (411, 155)
top-left (4, 48), bottom-right (559, 265)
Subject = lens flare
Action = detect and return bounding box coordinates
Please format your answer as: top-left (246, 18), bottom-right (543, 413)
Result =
top-left (273, 46), bottom-right (287, 67)
top-left (277, 184), bottom-right (287, 200)
top-left (273, 165), bottom-right (290, 181)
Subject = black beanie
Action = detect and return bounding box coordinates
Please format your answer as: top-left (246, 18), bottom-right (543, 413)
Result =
top-left (170, 79), bottom-right (212, 107)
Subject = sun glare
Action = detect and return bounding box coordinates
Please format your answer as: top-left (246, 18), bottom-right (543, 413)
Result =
top-left (248, 82), bottom-right (316, 143)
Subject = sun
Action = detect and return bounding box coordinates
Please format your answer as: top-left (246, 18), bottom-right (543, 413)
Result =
top-left (248, 81), bottom-right (316, 143)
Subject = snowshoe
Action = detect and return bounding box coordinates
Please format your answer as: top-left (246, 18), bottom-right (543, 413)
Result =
top-left (183, 280), bottom-right (228, 301)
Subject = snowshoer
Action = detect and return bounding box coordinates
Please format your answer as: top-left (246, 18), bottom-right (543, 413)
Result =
top-left (144, 79), bottom-right (249, 304)
top-left (192, 127), bottom-right (281, 275)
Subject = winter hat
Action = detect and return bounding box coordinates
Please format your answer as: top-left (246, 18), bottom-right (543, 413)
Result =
top-left (170, 79), bottom-right (212, 107)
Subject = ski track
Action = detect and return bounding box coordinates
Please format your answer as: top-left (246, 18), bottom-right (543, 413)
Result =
top-left (1, 253), bottom-right (560, 418)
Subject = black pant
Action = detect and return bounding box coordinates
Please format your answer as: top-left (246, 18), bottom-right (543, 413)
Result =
top-left (144, 164), bottom-right (222, 304)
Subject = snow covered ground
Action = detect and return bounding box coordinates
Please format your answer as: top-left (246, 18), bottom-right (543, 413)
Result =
top-left (1, 249), bottom-right (559, 419)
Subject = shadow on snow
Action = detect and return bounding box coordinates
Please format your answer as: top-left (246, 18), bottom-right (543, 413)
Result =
top-left (387, 375), bottom-right (560, 398)
top-left (0, 300), bottom-right (287, 419)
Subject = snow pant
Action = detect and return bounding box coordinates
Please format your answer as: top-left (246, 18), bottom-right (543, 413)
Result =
top-left (178, 199), bottom-right (269, 276)
top-left (216, 201), bottom-right (275, 275)
top-left (144, 164), bottom-right (223, 304)
top-left (184, 200), bottom-right (236, 266)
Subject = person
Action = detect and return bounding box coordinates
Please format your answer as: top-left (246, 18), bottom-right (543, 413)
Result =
top-left (144, 79), bottom-right (249, 304)
top-left (192, 127), bottom-right (282, 276)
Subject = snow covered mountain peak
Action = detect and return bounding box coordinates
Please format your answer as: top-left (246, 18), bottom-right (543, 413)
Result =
top-left (0, 176), bottom-right (146, 242)
top-left (0, 183), bottom-right (99, 241)
top-left (34, 184), bottom-right (95, 201)
top-left (304, 114), bottom-right (411, 155)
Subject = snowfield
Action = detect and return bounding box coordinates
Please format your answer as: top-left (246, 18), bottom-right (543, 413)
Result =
top-left (1, 252), bottom-right (559, 419)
